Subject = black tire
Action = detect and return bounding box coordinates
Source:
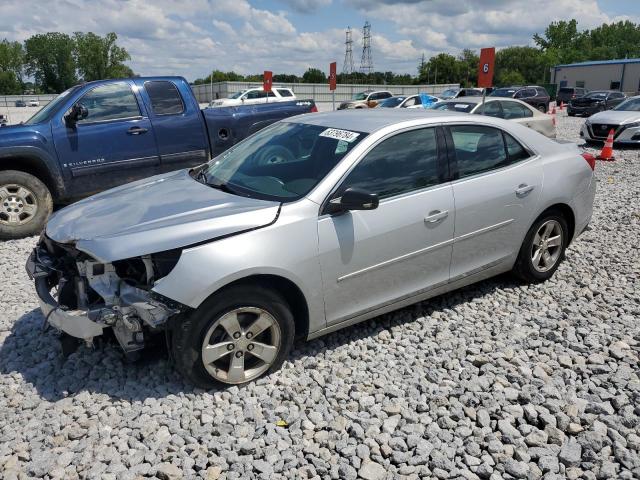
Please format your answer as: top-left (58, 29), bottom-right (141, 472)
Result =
top-left (513, 210), bottom-right (569, 283)
top-left (171, 284), bottom-right (295, 388)
top-left (0, 170), bottom-right (53, 240)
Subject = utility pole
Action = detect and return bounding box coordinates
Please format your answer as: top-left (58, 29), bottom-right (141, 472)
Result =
top-left (342, 27), bottom-right (355, 75)
top-left (360, 21), bottom-right (373, 76)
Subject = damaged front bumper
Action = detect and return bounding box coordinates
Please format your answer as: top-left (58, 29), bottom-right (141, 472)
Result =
top-left (26, 239), bottom-right (181, 353)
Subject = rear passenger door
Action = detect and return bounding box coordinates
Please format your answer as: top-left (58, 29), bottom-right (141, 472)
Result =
top-left (445, 124), bottom-right (543, 280)
top-left (140, 80), bottom-right (209, 171)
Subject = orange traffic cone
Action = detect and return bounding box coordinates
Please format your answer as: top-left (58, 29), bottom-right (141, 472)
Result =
top-left (596, 129), bottom-right (615, 161)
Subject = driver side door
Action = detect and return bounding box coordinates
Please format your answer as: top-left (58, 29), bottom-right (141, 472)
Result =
top-left (317, 126), bottom-right (455, 326)
top-left (52, 81), bottom-right (159, 197)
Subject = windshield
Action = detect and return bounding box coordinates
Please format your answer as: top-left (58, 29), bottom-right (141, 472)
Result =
top-left (432, 101), bottom-right (475, 113)
top-left (439, 89), bottom-right (459, 99)
top-left (490, 88), bottom-right (517, 97)
top-left (379, 97), bottom-right (405, 108)
top-left (202, 122), bottom-right (367, 202)
top-left (24, 86), bottom-right (79, 125)
top-left (229, 90), bottom-right (247, 99)
top-left (585, 91), bottom-right (607, 99)
top-left (614, 97), bottom-right (640, 111)
top-left (352, 92), bottom-right (369, 101)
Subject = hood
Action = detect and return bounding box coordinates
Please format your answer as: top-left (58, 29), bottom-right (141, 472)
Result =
top-left (571, 97), bottom-right (604, 106)
top-left (587, 110), bottom-right (640, 125)
top-left (46, 169), bottom-right (280, 262)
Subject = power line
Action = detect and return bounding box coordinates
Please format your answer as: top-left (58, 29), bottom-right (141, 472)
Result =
top-left (342, 27), bottom-right (355, 75)
top-left (360, 21), bottom-right (373, 75)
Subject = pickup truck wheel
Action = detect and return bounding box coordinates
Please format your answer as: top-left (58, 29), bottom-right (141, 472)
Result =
top-left (171, 285), bottom-right (295, 388)
top-left (0, 170), bottom-right (52, 240)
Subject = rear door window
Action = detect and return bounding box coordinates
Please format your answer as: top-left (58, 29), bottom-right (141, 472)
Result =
top-left (277, 89), bottom-right (293, 97)
top-left (449, 125), bottom-right (510, 178)
top-left (145, 81), bottom-right (184, 115)
top-left (500, 101), bottom-right (530, 119)
top-left (476, 101), bottom-right (503, 118)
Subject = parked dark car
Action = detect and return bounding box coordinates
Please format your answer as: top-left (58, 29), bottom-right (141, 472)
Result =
top-left (14, 100), bottom-right (26, 107)
top-left (0, 76), bottom-right (317, 239)
top-left (490, 86), bottom-right (550, 113)
top-left (0, 114), bottom-right (7, 126)
top-left (556, 87), bottom-right (587, 105)
top-left (568, 90), bottom-right (626, 117)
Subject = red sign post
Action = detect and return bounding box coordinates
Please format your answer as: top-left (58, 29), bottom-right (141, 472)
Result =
top-left (477, 48), bottom-right (496, 88)
top-left (329, 62), bottom-right (337, 110)
top-left (263, 70), bottom-right (273, 93)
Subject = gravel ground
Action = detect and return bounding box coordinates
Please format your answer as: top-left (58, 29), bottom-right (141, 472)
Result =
top-left (0, 112), bottom-right (639, 480)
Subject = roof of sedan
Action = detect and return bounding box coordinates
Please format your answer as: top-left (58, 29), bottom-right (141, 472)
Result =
top-left (289, 109), bottom-right (464, 133)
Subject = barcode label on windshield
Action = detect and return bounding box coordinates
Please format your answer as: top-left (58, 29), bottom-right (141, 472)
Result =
top-left (320, 128), bottom-right (360, 143)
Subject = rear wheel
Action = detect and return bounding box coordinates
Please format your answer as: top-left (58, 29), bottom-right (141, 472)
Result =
top-left (0, 170), bottom-right (52, 240)
top-left (171, 285), bottom-right (295, 388)
top-left (513, 211), bottom-right (568, 282)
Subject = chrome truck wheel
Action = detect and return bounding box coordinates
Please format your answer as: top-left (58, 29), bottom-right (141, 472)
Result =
top-left (531, 219), bottom-right (563, 273)
top-left (0, 183), bottom-right (38, 226)
top-left (0, 170), bottom-right (53, 240)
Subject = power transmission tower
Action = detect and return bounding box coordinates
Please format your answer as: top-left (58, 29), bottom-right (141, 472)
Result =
top-left (360, 21), bottom-right (373, 75)
top-left (342, 27), bottom-right (355, 75)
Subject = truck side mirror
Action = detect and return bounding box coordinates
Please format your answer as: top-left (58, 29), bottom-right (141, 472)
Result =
top-left (65, 103), bottom-right (88, 128)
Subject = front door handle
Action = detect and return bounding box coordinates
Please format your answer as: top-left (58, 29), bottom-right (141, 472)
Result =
top-left (127, 126), bottom-right (148, 135)
top-left (424, 210), bottom-right (449, 223)
top-left (515, 184), bottom-right (535, 197)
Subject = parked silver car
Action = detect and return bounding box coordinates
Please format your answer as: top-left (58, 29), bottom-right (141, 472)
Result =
top-left (27, 110), bottom-right (596, 387)
top-left (432, 97), bottom-right (556, 138)
top-left (581, 96), bottom-right (640, 144)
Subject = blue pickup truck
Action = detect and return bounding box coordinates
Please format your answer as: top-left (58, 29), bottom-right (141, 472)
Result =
top-left (0, 76), bottom-right (317, 239)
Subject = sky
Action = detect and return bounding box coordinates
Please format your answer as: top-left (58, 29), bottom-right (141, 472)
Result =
top-left (1, 0), bottom-right (639, 81)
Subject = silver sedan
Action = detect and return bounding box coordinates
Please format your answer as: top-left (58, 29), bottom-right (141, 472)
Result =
top-left (27, 110), bottom-right (596, 386)
top-left (581, 96), bottom-right (640, 144)
top-left (432, 97), bottom-right (556, 138)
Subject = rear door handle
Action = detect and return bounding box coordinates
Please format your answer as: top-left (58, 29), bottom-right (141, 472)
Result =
top-left (127, 126), bottom-right (148, 135)
top-left (515, 184), bottom-right (534, 197)
top-left (424, 210), bottom-right (449, 223)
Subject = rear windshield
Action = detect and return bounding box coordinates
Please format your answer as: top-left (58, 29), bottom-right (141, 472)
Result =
top-left (432, 101), bottom-right (475, 113)
top-left (203, 122), bottom-right (367, 202)
top-left (585, 92), bottom-right (607, 99)
top-left (490, 88), bottom-right (517, 97)
top-left (559, 88), bottom-right (574, 93)
top-left (379, 97), bottom-right (405, 108)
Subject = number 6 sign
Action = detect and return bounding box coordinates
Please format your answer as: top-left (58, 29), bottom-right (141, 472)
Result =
top-left (478, 48), bottom-right (495, 88)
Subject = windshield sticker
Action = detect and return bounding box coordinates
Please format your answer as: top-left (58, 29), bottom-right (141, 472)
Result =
top-left (320, 128), bottom-right (360, 143)
top-left (335, 140), bottom-right (349, 154)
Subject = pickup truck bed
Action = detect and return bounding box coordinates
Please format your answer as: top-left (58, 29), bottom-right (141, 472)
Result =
top-left (0, 76), bottom-right (316, 239)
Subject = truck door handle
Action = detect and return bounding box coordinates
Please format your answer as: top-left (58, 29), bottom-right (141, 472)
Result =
top-left (515, 184), bottom-right (534, 197)
top-left (127, 126), bottom-right (148, 135)
top-left (424, 210), bottom-right (449, 223)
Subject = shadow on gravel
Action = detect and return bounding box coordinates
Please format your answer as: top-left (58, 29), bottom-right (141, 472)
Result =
top-left (0, 273), bottom-right (521, 402)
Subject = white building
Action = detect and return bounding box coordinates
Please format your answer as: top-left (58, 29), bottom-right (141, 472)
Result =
top-left (551, 58), bottom-right (640, 94)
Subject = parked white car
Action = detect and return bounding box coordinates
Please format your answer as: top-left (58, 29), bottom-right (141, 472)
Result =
top-left (378, 94), bottom-right (440, 109)
top-left (432, 98), bottom-right (556, 138)
top-left (28, 100), bottom-right (40, 107)
top-left (211, 88), bottom-right (296, 107)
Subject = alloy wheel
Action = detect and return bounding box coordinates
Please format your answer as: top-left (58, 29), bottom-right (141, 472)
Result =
top-left (531, 220), bottom-right (563, 273)
top-left (0, 184), bottom-right (38, 226)
top-left (201, 307), bottom-right (281, 384)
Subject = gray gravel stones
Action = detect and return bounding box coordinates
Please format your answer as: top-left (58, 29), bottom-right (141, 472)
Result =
top-left (0, 112), bottom-right (639, 478)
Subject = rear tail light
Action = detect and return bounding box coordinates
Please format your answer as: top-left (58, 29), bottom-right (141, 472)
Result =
top-left (310, 104), bottom-right (318, 113)
top-left (581, 152), bottom-right (596, 171)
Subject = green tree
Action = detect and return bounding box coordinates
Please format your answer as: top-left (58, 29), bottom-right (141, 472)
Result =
top-left (302, 67), bottom-right (326, 83)
top-left (495, 46), bottom-right (545, 86)
top-left (0, 39), bottom-right (25, 92)
top-left (421, 53), bottom-right (460, 84)
top-left (74, 32), bottom-right (132, 81)
top-left (193, 70), bottom-right (244, 84)
top-left (25, 32), bottom-right (77, 93)
top-left (458, 49), bottom-right (479, 87)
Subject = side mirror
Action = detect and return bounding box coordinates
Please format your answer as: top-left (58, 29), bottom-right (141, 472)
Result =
top-left (65, 103), bottom-right (88, 127)
top-left (328, 187), bottom-right (379, 215)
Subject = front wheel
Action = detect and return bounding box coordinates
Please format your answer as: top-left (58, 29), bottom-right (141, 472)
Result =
top-left (0, 170), bottom-right (53, 240)
top-left (513, 212), bottom-right (568, 282)
top-left (171, 285), bottom-right (295, 388)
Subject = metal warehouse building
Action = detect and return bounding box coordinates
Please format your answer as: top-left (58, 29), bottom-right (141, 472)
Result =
top-left (552, 58), bottom-right (640, 94)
